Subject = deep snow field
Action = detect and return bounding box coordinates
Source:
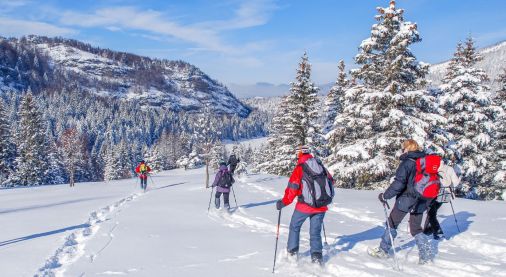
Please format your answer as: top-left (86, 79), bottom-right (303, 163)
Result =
top-left (1, 168), bottom-right (505, 277)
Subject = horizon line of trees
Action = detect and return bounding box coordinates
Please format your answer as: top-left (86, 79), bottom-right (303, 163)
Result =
top-left (0, 87), bottom-right (268, 187)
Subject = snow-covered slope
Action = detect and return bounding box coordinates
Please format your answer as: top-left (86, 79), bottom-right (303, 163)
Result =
top-left (428, 40), bottom-right (506, 89)
top-left (0, 36), bottom-right (250, 117)
top-left (1, 168), bottom-right (505, 276)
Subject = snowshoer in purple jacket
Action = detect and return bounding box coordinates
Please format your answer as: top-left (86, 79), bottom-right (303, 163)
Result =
top-left (212, 162), bottom-right (235, 210)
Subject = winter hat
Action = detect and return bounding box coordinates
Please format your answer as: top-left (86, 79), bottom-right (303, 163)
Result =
top-left (219, 161), bottom-right (227, 166)
top-left (140, 160), bottom-right (145, 163)
top-left (296, 145), bottom-right (311, 156)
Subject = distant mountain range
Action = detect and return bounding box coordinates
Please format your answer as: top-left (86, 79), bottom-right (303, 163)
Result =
top-left (428, 40), bottom-right (506, 90)
top-left (233, 40), bottom-right (506, 99)
top-left (0, 35), bottom-right (250, 117)
top-left (228, 82), bottom-right (333, 99)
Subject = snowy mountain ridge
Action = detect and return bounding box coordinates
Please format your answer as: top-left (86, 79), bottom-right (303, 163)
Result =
top-left (0, 35), bottom-right (250, 117)
top-left (428, 40), bottom-right (506, 89)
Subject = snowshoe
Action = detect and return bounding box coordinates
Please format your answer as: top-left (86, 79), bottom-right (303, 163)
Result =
top-left (367, 247), bottom-right (389, 259)
top-left (418, 258), bottom-right (433, 265)
top-left (311, 252), bottom-right (323, 266)
top-left (286, 249), bottom-right (299, 263)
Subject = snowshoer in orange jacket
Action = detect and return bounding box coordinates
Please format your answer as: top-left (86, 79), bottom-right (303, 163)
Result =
top-left (135, 160), bottom-right (151, 190)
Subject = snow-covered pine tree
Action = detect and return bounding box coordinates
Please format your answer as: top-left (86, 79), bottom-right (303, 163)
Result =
top-left (323, 60), bottom-right (348, 134)
top-left (60, 127), bottom-right (86, 187)
top-left (0, 100), bottom-right (15, 185)
top-left (326, 0), bottom-right (444, 189)
top-left (103, 148), bottom-right (121, 181)
top-left (284, 52), bottom-right (326, 157)
top-left (492, 69), bottom-right (506, 198)
top-left (209, 140), bottom-right (225, 170)
top-left (12, 92), bottom-right (52, 186)
top-left (233, 145), bottom-right (249, 177)
top-left (259, 54), bottom-right (326, 176)
top-left (258, 96), bottom-right (295, 176)
top-left (192, 108), bottom-right (220, 187)
top-left (353, 0), bottom-right (428, 93)
top-left (115, 140), bottom-right (134, 179)
top-left (439, 36), bottom-right (503, 199)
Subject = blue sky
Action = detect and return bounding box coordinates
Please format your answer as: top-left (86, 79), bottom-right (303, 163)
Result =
top-left (0, 0), bottom-right (505, 85)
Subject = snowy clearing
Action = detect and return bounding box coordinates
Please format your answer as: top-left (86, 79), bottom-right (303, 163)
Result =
top-left (0, 168), bottom-right (505, 276)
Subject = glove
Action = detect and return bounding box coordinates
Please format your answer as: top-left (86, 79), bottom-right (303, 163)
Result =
top-left (276, 200), bottom-right (285, 210)
top-left (378, 193), bottom-right (390, 209)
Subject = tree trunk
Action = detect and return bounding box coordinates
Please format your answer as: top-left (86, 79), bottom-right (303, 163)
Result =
top-left (70, 167), bottom-right (75, 187)
top-left (205, 160), bottom-right (209, 188)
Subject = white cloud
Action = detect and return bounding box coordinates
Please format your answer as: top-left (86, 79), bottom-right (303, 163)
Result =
top-left (58, 1), bottom-right (277, 54)
top-left (59, 6), bottom-right (234, 53)
top-left (0, 0), bottom-right (30, 11)
top-left (197, 0), bottom-right (278, 31)
top-left (0, 17), bottom-right (76, 37)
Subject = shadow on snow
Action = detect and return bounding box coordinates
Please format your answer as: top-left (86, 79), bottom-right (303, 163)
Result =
top-left (0, 223), bottom-right (90, 247)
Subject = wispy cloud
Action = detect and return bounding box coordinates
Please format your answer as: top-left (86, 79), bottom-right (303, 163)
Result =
top-left (0, 0), bottom-right (31, 13)
top-left (0, 17), bottom-right (76, 37)
top-left (197, 0), bottom-right (278, 31)
top-left (58, 1), bottom-right (277, 54)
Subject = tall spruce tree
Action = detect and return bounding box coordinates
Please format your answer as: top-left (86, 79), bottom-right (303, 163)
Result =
top-left (12, 92), bottom-right (51, 186)
top-left (492, 69), bottom-right (506, 198)
top-left (323, 60), bottom-right (348, 134)
top-left (285, 53), bottom-right (325, 156)
top-left (260, 53), bottom-right (325, 176)
top-left (0, 100), bottom-right (15, 185)
top-left (257, 96), bottom-right (294, 176)
top-left (326, 0), bottom-right (444, 188)
top-left (352, 0), bottom-right (428, 93)
top-left (439, 36), bottom-right (503, 199)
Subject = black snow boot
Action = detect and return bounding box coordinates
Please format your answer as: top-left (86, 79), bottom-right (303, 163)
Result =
top-left (311, 252), bottom-right (323, 266)
top-left (287, 249), bottom-right (298, 263)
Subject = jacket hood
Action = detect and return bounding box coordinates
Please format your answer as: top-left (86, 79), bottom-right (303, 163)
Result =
top-left (400, 150), bottom-right (425, 161)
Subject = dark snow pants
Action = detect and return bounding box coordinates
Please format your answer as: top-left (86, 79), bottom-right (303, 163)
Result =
top-left (229, 165), bottom-right (237, 174)
top-left (215, 192), bottom-right (230, 208)
top-left (140, 177), bottom-right (147, 190)
top-left (386, 206), bottom-right (424, 235)
top-left (380, 205), bottom-right (432, 262)
top-left (380, 206), bottom-right (424, 252)
top-left (424, 201), bottom-right (443, 235)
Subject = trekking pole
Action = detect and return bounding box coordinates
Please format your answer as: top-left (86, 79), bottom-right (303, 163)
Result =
top-left (272, 210), bottom-right (282, 274)
top-left (207, 186), bottom-right (214, 213)
top-left (149, 175), bottom-right (157, 187)
top-left (231, 186), bottom-right (239, 209)
top-left (322, 222), bottom-right (329, 247)
top-left (382, 202), bottom-right (400, 271)
top-left (449, 199), bottom-right (461, 233)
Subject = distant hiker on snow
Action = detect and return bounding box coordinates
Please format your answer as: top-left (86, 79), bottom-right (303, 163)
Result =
top-left (275, 146), bottom-right (334, 265)
top-left (227, 153), bottom-right (240, 174)
top-left (369, 139), bottom-right (440, 264)
top-left (424, 159), bottom-right (460, 240)
top-left (212, 162), bottom-right (235, 210)
top-left (135, 160), bottom-right (151, 190)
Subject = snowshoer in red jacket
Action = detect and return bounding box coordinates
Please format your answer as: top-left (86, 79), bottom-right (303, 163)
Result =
top-left (135, 160), bottom-right (151, 190)
top-left (276, 146), bottom-right (334, 265)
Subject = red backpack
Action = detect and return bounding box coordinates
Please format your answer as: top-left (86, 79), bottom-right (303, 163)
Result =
top-left (412, 155), bottom-right (441, 199)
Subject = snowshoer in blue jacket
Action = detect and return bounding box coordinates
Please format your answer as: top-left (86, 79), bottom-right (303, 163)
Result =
top-left (369, 139), bottom-right (433, 264)
top-left (212, 162), bottom-right (235, 210)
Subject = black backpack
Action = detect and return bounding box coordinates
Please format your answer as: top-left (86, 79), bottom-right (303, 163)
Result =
top-left (218, 171), bottom-right (235, 188)
top-left (299, 160), bottom-right (334, 208)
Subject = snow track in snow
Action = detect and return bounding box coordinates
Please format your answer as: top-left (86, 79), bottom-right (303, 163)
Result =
top-left (35, 193), bottom-right (141, 277)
